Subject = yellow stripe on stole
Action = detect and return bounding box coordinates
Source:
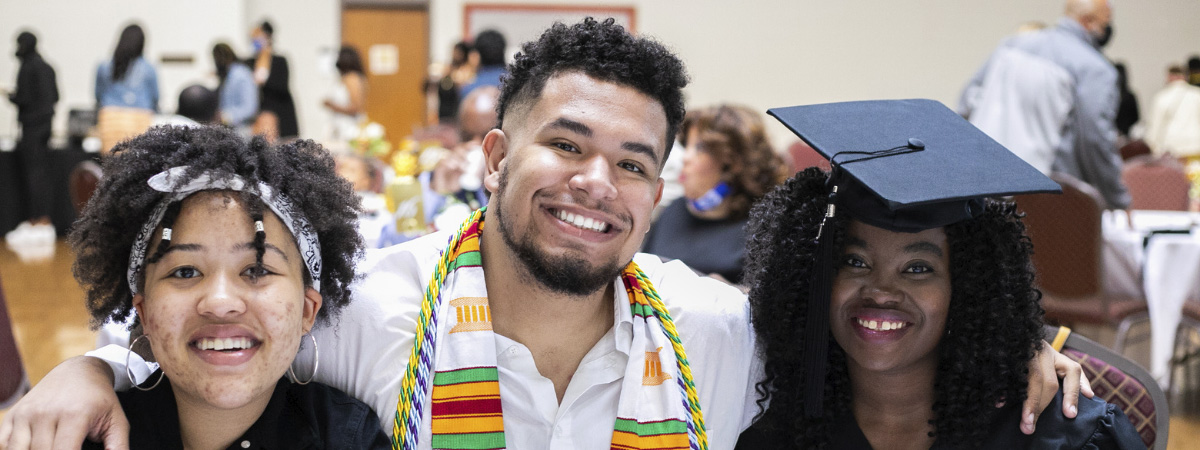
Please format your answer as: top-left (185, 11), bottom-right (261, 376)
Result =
top-left (430, 381), bottom-right (500, 401)
top-left (611, 430), bottom-right (691, 449)
top-left (431, 414), bottom-right (505, 434)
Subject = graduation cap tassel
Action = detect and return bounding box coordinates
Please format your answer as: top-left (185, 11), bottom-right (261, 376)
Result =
top-left (803, 185), bottom-right (838, 418)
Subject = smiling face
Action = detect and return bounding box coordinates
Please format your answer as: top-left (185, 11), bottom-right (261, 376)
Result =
top-left (482, 72), bottom-right (666, 295)
top-left (679, 126), bottom-right (726, 201)
top-left (134, 191), bottom-right (321, 410)
top-left (830, 220), bottom-right (951, 376)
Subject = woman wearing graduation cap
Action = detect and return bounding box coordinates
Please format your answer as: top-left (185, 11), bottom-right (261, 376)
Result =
top-left (736, 100), bottom-right (1144, 449)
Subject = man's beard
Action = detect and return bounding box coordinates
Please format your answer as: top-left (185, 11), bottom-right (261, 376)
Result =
top-left (493, 167), bottom-right (626, 296)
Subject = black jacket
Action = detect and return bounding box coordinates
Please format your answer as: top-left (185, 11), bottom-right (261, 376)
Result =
top-left (9, 51), bottom-right (58, 123)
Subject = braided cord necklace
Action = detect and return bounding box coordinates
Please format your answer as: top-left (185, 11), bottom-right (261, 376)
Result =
top-left (390, 207), bottom-right (708, 450)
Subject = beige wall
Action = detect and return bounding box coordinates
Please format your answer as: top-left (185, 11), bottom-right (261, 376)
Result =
top-left (2, 0), bottom-right (1199, 150)
top-left (430, 0), bottom-right (1200, 148)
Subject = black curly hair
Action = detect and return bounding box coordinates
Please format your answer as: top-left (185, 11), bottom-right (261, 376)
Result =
top-left (70, 125), bottom-right (363, 329)
top-left (742, 167), bottom-right (1045, 448)
top-left (496, 17), bottom-right (689, 161)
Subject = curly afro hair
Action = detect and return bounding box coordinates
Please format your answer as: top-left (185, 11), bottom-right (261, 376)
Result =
top-left (742, 168), bottom-right (1045, 448)
top-left (70, 125), bottom-right (363, 329)
top-left (496, 17), bottom-right (689, 160)
top-left (678, 104), bottom-right (789, 219)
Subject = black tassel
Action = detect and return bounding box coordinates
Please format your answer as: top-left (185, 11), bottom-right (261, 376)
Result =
top-left (803, 184), bottom-right (838, 418)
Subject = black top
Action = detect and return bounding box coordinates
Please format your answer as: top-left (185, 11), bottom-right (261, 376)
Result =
top-left (736, 390), bottom-right (1145, 450)
top-left (245, 54), bottom-right (299, 139)
top-left (8, 51), bottom-right (58, 123)
top-left (84, 372), bottom-right (389, 450)
top-left (643, 198), bottom-right (748, 284)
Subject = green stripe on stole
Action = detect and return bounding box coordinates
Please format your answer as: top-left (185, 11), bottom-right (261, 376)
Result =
top-left (613, 418), bottom-right (689, 436)
top-left (430, 431), bottom-right (506, 450)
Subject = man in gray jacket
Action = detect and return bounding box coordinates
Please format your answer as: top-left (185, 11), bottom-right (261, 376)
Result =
top-left (960, 0), bottom-right (1129, 210)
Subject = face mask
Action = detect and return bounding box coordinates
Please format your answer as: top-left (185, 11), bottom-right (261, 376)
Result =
top-left (1094, 23), bottom-right (1113, 48)
top-left (252, 38), bottom-right (264, 53)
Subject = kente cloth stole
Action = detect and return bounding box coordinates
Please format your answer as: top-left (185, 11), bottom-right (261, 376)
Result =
top-left (391, 207), bottom-right (709, 450)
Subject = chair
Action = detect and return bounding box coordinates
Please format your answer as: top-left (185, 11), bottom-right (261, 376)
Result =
top-left (787, 140), bottom-right (831, 173)
top-left (0, 273), bottom-right (31, 409)
top-left (1046, 325), bottom-right (1168, 449)
top-left (1171, 299), bottom-right (1200, 400)
top-left (1121, 155), bottom-right (1190, 211)
top-left (68, 160), bottom-right (103, 214)
top-left (1016, 172), bottom-right (1149, 351)
top-left (1119, 139), bottom-right (1152, 161)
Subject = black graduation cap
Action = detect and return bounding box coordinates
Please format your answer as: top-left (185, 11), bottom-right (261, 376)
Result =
top-left (765, 98), bottom-right (1061, 418)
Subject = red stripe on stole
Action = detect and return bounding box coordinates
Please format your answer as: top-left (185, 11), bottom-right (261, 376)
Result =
top-left (431, 397), bottom-right (503, 416)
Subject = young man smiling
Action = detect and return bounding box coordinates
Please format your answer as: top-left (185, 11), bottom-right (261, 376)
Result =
top-left (2, 17), bottom-right (1086, 450)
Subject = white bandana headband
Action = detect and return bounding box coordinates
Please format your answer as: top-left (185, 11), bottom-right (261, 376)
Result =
top-left (126, 166), bottom-right (322, 294)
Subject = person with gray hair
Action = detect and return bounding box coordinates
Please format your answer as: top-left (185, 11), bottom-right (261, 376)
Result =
top-left (960, 0), bottom-right (1129, 210)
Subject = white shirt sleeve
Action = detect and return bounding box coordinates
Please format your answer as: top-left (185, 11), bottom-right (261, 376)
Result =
top-left (84, 344), bottom-right (158, 390)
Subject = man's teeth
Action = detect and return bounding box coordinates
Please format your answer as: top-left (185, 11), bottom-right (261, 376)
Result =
top-left (856, 318), bottom-right (907, 331)
top-left (555, 210), bottom-right (610, 232)
top-left (196, 337), bottom-right (253, 351)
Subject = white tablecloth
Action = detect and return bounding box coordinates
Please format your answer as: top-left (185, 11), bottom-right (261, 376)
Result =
top-left (1102, 210), bottom-right (1200, 387)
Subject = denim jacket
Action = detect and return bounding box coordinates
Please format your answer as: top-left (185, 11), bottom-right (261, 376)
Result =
top-left (95, 57), bottom-right (159, 111)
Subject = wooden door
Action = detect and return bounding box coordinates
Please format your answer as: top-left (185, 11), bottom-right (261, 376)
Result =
top-left (342, 7), bottom-right (429, 141)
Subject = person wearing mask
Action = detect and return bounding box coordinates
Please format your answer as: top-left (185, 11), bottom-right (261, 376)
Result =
top-left (247, 21), bottom-right (299, 142)
top-left (960, 0), bottom-right (1128, 210)
top-left (4, 31), bottom-right (59, 245)
top-left (212, 43), bottom-right (258, 135)
top-left (95, 24), bottom-right (159, 155)
top-left (642, 104), bottom-right (788, 285)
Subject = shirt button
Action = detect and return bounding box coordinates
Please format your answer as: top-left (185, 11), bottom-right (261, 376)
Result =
top-left (240, 440), bottom-right (251, 448)
top-left (555, 425), bottom-right (564, 437)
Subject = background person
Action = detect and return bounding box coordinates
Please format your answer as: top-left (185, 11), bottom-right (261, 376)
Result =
top-left (4, 30), bottom-right (58, 245)
top-left (247, 20), bottom-right (299, 142)
top-left (322, 45), bottom-right (367, 142)
top-left (212, 42), bottom-right (258, 134)
top-left (95, 24), bottom-right (159, 155)
top-left (72, 125), bottom-right (386, 449)
top-left (642, 104), bottom-right (787, 285)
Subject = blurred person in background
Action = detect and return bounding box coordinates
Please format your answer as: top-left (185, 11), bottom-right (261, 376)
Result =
top-left (1146, 64), bottom-right (1200, 160)
top-left (323, 45), bottom-right (367, 142)
top-left (425, 40), bottom-right (477, 125)
top-left (95, 24), bottom-right (159, 155)
top-left (422, 85), bottom-right (496, 232)
top-left (1114, 62), bottom-right (1139, 144)
top-left (4, 30), bottom-right (59, 245)
top-left (212, 42), bottom-right (258, 136)
top-left (247, 20), bottom-right (299, 142)
top-left (460, 29), bottom-right (506, 98)
top-left (642, 104), bottom-right (789, 285)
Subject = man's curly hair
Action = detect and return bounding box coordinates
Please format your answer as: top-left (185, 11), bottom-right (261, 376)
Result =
top-left (679, 104), bottom-right (789, 219)
top-left (496, 17), bottom-right (689, 160)
top-left (742, 168), bottom-right (1045, 448)
top-left (70, 126), bottom-right (363, 329)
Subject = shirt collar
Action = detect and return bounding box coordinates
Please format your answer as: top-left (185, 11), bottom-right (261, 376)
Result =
top-left (610, 276), bottom-right (636, 356)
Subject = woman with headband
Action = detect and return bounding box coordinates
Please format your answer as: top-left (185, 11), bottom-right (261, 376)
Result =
top-left (73, 126), bottom-right (388, 449)
top-left (737, 100), bottom-right (1143, 448)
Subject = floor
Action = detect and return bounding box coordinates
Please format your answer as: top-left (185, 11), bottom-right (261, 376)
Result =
top-left (1, 241), bottom-right (1198, 448)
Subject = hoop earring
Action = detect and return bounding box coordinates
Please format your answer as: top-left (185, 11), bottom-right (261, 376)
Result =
top-left (126, 334), bottom-right (165, 391)
top-left (288, 333), bottom-right (319, 385)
